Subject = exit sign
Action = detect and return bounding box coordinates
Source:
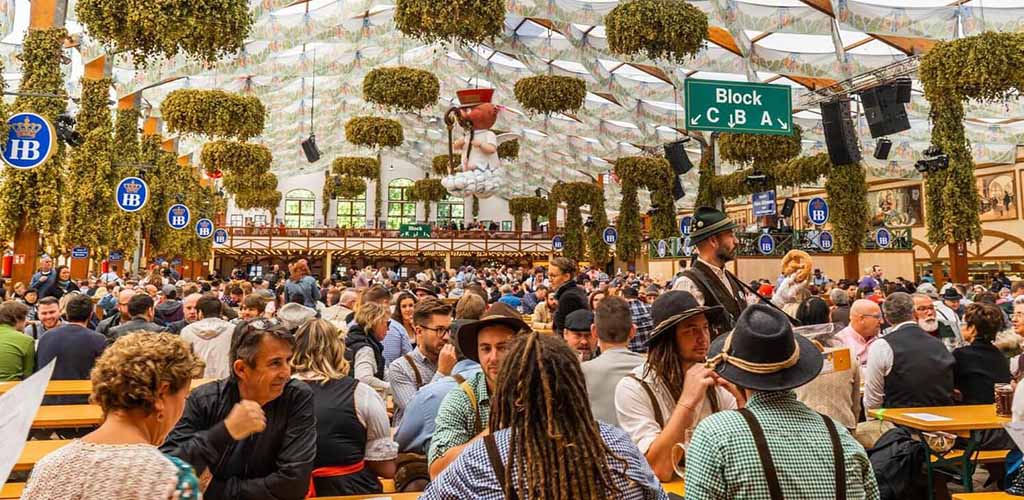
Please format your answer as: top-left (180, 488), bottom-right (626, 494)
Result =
top-left (685, 79), bottom-right (793, 136)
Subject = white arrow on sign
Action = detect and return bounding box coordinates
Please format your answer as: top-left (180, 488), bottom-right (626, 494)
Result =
top-left (690, 115), bottom-right (700, 125)
top-left (727, 116), bottom-right (736, 128)
top-left (777, 119), bottom-right (788, 130)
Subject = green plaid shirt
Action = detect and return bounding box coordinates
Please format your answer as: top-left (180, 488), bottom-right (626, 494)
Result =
top-left (428, 371), bottom-right (490, 466)
top-left (685, 390), bottom-right (879, 500)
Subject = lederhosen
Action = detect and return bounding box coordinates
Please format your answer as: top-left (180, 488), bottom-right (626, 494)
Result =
top-left (737, 408), bottom-right (847, 500)
top-left (681, 260), bottom-right (748, 341)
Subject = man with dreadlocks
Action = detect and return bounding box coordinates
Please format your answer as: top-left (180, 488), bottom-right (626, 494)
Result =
top-left (421, 333), bottom-right (668, 500)
top-left (427, 303), bottom-right (528, 479)
top-left (615, 290), bottom-right (744, 481)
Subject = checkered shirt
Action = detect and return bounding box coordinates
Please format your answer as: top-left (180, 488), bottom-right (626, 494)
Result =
top-left (427, 371), bottom-right (491, 466)
top-left (628, 299), bottom-right (654, 353)
top-left (684, 390), bottom-right (880, 500)
top-left (421, 421), bottom-right (669, 500)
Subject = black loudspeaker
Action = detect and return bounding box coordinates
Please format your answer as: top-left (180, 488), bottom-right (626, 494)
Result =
top-left (895, 77), bottom-right (912, 103)
top-left (820, 99), bottom-right (862, 165)
top-left (858, 83), bottom-right (911, 138)
top-left (301, 134), bottom-right (321, 163)
top-left (781, 198), bottom-right (796, 217)
top-left (874, 138), bottom-right (892, 160)
top-left (672, 179), bottom-right (685, 201)
top-left (664, 140), bottom-right (693, 175)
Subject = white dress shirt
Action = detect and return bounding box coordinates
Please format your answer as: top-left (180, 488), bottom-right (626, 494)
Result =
top-left (862, 321), bottom-right (917, 412)
top-left (672, 257), bottom-right (756, 306)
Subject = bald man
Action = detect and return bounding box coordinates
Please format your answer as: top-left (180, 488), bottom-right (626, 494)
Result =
top-left (167, 293), bottom-right (202, 334)
top-left (836, 299), bottom-right (882, 371)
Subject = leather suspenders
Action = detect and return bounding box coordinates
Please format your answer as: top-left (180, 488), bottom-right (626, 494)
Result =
top-left (403, 353), bottom-right (423, 388)
top-left (484, 434), bottom-right (520, 500)
top-left (737, 408), bottom-right (847, 500)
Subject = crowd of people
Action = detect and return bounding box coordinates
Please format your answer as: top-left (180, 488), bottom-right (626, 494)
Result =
top-left (4, 207), bottom-right (1024, 499)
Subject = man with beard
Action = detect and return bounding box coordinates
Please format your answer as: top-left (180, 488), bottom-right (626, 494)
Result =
top-left (387, 298), bottom-right (456, 427)
top-left (562, 309), bottom-right (597, 361)
top-left (672, 207), bottom-right (754, 340)
top-left (615, 291), bottom-right (741, 481)
top-left (863, 292), bottom-right (954, 413)
top-left (913, 293), bottom-right (960, 351)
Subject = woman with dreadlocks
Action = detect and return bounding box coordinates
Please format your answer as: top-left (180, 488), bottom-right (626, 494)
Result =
top-left (615, 290), bottom-right (745, 481)
top-left (421, 332), bottom-right (667, 500)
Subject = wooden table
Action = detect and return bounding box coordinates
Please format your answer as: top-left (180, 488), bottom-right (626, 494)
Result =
top-left (663, 479), bottom-right (685, 495)
top-left (870, 405), bottom-right (1008, 499)
top-left (0, 378), bottom-right (213, 396)
top-left (32, 405), bottom-right (103, 428)
top-left (0, 483), bottom-right (23, 499)
top-left (14, 440), bottom-right (70, 471)
top-left (951, 494), bottom-right (1014, 500)
top-left (312, 493), bottom-right (421, 500)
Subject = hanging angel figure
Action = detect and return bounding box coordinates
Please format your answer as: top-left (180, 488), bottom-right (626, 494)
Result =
top-left (441, 88), bottom-right (517, 198)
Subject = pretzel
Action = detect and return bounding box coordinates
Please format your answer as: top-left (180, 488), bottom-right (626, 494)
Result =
top-left (780, 249), bottom-right (813, 284)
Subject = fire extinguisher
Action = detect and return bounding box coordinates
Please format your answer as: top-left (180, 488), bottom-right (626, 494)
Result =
top-left (101, 259), bottom-right (110, 274)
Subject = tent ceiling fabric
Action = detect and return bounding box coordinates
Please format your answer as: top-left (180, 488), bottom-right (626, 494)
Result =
top-left (1, 0), bottom-right (1022, 208)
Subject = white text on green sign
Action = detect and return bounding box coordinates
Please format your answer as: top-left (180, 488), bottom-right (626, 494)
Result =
top-left (685, 79), bottom-right (793, 136)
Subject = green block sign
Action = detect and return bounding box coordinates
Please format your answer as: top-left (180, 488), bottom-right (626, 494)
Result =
top-left (399, 223), bottom-right (432, 238)
top-left (685, 79), bottom-right (793, 136)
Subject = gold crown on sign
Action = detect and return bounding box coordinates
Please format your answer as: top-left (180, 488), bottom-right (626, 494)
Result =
top-left (172, 206), bottom-right (186, 216)
top-left (123, 180), bottom-right (143, 193)
top-left (13, 117), bottom-right (42, 139)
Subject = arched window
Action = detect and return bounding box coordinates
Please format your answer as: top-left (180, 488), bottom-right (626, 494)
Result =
top-left (387, 178), bottom-right (415, 229)
top-left (336, 191), bottom-right (367, 229)
top-left (436, 194), bottom-right (464, 227)
top-left (284, 189), bottom-right (316, 228)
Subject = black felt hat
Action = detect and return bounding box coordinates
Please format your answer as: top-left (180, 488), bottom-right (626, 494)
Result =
top-left (646, 290), bottom-right (723, 347)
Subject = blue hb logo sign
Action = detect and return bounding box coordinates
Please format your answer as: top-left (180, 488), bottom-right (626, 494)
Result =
top-left (115, 177), bottom-right (148, 212)
top-left (818, 231), bottom-right (834, 252)
top-left (2, 113), bottom-right (56, 169)
top-left (552, 236), bottom-right (564, 251)
top-left (167, 204), bottom-right (190, 230)
top-left (196, 218), bottom-right (214, 239)
top-left (680, 216), bottom-right (693, 236)
top-left (213, 229), bottom-right (228, 245)
top-left (657, 240), bottom-right (668, 258)
top-left (603, 227), bottom-right (617, 245)
top-left (875, 228), bottom-right (892, 248)
top-left (807, 197), bottom-right (829, 226)
top-left (758, 234), bottom-right (775, 255)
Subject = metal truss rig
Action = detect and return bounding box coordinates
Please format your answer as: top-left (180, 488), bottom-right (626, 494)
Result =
top-left (799, 56), bottom-right (921, 107)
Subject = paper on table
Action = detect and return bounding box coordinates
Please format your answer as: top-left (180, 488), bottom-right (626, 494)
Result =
top-left (0, 360), bottom-right (55, 484)
top-left (902, 412), bottom-right (953, 422)
top-left (1004, 422), bottom-right (1024, 451)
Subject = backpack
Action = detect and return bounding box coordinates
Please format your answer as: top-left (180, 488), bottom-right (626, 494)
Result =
top-left (867, 426), bottom-right (927, 500)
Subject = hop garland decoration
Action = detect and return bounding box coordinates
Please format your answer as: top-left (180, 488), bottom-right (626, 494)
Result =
top-left (395, 0), bottom-right (504, 45)
top-left (550, 182), bottom-right (610, 266)
top-left (322, 171), bottom-right (335, 222)
top-left (497, 139), bottom-right (519, 160)
top-left (345, 116), bottom-right (404, 149)
top-left (917, 32), bottom-right (1024, 244)
top-left (162, 89), bottom-right (266, 140)
top-left (336, 176), bottom-right (368, 200)
top-left (824, 163), bottom-right (869, 254)
top-left (605, 0), bottom-right (708, 63)
top-left (513, 76), bottom-right (587, 115)
top-left (718, 125), bottom-right (802, 170)
top-left (333, 157), bottom-right (380, 179)
top-left (62, 77), bottom-right (116, 252)
top-left (409, 177), bottom-right (447, 217)
top-left (613, 156), bottom-right (676, 262)
top-left (508, 196), bottom-right (549, 232)
top-left (363, 67), bottom-right (440, 112)
top-left (107, 106), bottom-right (143, 256)
top-left (200, 140), bottom-right (272, 177)
top-left (0, 28), bottom-right (67, 242)
top-left (432, 154), bottom-right (453, 176)
top-left (75, 0), bottom-right (253, 65)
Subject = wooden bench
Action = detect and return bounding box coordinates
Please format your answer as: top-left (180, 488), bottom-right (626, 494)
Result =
top-left (0, 378), bottom-right (212, 396)
top-left (952, 493), bottom-right (1017, 500)
top-left (311, 493), bottom-right (420, 500)
top-left (32, 404), bottom-right (103, 428)
top-left (932, 449), bottom-right (1008, 464)
top-left (14, 439), bottom-right (70, 471)
top-left (0, 483), bottom-right (23, 499)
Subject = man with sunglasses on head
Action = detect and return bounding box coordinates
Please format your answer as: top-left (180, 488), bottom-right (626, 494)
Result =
top-left (162, 318), bottom-right (316, 500)
top-left (387, 298), bottom-right (456, 427)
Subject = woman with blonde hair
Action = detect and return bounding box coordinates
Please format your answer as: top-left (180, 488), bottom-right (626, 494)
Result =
top-left (345, 302), bottom-right (391, 390)
top-left (22, 332), bottom-right (204, 499)
top-left (293, 319), bottom-right (397, 496)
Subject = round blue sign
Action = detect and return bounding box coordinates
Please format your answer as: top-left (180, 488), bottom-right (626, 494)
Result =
top-left (213, 229), bottom-right (228, 245)
top-left (680, 216), bottom-right (693, 236)
top-left (154, 257), bottom-right (166, 265)
top-left (603, 227), bottom-right (618, 245)
top-left (108, 251), bottom-right (123, 261)
top-left (71, 246), bottom-right (89, 259)
top-left (552, 235), bottom-right (564, 251)
top-left (682, 236), bottom-right (694, 257)
top-left (167, 204), bottom-right (191, 230)
top-left (818, 231), bottom-right (834, 252)
top-left (758, 234), bottom-right (775, 255)
top-left (195, 218), bottom-right (214, 239)
top-left (2, 113), bottom-right (56, 170)
top-left (171, 258), bottom-right (182, 266)
top-left (115, 177), bottom-right (149, 213)
top-left (657, 240), bottom-right (668, 258)
top-left (875, 228), bottom-right (892, 248)
top-left (807, 197), bottom-right (829, 226)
